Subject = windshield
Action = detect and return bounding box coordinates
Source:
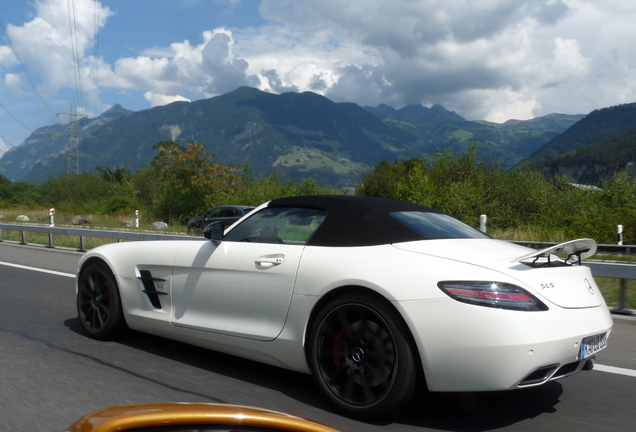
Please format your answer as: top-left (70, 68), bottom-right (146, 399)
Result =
top-left (390, 211), bottom-right (490, 239)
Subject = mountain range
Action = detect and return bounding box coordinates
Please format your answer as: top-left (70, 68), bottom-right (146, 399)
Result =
top-left (1, 86), bottom-right (634, 187)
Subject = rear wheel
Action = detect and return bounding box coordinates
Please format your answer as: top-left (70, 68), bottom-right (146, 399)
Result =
top-left (308, 293), bottom-right (417, 419)
top-left (77, 261), bottom-right (126, 340)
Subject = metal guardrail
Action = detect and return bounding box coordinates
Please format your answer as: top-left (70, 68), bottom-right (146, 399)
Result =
top-left (0, 223), bottom-right (633, 315)
top-left (0, 223), bottom-right (200, 251)
top-left (511, 240), bottom-right (636, 256)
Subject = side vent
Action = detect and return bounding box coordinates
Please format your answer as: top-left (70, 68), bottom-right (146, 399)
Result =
top-left (137, 270), bottom-right (167, 309)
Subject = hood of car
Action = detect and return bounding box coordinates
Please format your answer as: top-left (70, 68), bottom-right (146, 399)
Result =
top-left (392, 239), bottom-right (604, 309)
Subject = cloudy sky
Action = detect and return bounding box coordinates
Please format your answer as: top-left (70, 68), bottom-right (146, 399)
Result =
top-left (1, 0), bottom-right (636, 152)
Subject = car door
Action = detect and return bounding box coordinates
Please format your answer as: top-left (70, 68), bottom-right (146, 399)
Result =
top-left (170, 207), bottom-right (325, 341)
top-left (202, 207), bottom-right (223, 226)
top-left (218, 207), bottom-right (241, 226)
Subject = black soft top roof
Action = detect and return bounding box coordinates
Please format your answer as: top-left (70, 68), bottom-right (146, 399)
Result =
top-left (267, 195), bottom-right (442, 247)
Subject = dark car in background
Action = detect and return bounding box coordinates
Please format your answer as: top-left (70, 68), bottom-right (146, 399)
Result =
top-left (187, 205), bottom-right (255, 234)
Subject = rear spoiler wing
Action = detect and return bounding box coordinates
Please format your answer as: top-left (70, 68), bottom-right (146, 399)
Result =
top-left (514, 238), bottom-right (597, 267)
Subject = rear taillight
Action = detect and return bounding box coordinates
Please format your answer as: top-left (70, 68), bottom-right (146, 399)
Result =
top-left (438, 281), bottom-right (548, 311)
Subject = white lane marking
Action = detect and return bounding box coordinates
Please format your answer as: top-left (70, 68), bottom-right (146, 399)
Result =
top-left (0, 261), bottom-right (75, 278)
top-left (595, 364), bottom-right (636, 378)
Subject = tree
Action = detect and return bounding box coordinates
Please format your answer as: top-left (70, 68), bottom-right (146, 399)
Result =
top-left (152, 141), bottom-right (246, 222)
top-left (96, 165), bottom-right (131, 184)
top-left (0, 173), bottom-right (10, 187)
top-left (0, 173), bottom-right (12, 205)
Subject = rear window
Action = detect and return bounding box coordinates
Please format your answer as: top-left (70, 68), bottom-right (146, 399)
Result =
top-left (390, 211), bottom-right (489, 239)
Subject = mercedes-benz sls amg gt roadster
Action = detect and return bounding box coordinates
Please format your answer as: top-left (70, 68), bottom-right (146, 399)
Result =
top-left (76, 195), bottom-right (612, 419)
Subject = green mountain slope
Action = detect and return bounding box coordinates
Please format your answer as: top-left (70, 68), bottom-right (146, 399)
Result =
top-left (367, 104), bottom-right (583, 165)
top-left (522, 128), bottom-right (636, 185)
top-left (526, 103), bottom-right (636, 162)
top-left (26, 87), bottom-right (414, 184)
top-left (2, 87), bottom-right (585, 185)
top-left (0, 104), bottom-right (133, 181)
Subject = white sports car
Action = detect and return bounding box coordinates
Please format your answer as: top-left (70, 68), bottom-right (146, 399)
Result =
top-left (76, 195), bottom-right (612, 419)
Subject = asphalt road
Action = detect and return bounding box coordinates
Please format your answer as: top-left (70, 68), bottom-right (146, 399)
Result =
top-left (1, 242), bottom-right (635, 432)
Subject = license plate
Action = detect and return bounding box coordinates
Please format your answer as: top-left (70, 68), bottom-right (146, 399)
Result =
top-left (581, 332), bottom-right (608, 359)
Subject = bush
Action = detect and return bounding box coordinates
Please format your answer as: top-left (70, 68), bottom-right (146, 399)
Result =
top-left (356, 145), bottom-right (636, 244)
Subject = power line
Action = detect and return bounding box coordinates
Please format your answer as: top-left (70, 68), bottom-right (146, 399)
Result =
top-left (1, 3), bottom-right (102, 176)
top-left (0, 100), bottom-right (33, 132)
top-left (0, 132), bottom-right (15, 147)
top-left (0, 131), bottom-right (39, 163)
top-left (0, 17), bottom-right (57, 114)
top-left (67, 0), bottom-right (85, 114)
top-left (93, 0), bottom-right (100, 112)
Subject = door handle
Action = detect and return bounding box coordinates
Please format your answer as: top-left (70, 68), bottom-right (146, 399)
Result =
top-left (254, 256), bottom-right (284, 267)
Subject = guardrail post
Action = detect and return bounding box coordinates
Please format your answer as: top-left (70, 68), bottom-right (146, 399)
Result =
top-left (79, 235), bottom-right (86, 252)
top-left (20, 230), bottom-right (26, 245)
top-left (0, 228), bottom-right (3, 242)
top-left (47, 209), bottom-right (55, 248)
top-left (611, 279), bottom-right (633, 316)
top-left (620, 279), bottom-right (627, 309)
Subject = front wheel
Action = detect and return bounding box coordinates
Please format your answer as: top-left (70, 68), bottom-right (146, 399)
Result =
top-left (308, 293), bottom-right (417, 419)
top-left (77, 261), bottom-right (127, 340)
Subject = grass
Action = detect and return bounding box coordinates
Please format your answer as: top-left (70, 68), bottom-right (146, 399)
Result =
top-left (0, 208), bottom-right (186, 230)
top-left (595, 278), bottom-right (636, 309)
top-left (489, 225), bottom-right (572, 243)
top-left (0, 208), bottom-right (191, 249)
top-left (272, 145), bottom-right (365, 174)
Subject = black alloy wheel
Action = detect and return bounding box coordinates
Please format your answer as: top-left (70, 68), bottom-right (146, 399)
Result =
top-left (77, 261), bottom-right (126, 340)
top-left (309, 294), bottom-right (417, 419)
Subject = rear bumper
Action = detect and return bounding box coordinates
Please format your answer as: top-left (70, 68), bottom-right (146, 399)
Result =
top-left (396, 298), bottom-right (613, 392)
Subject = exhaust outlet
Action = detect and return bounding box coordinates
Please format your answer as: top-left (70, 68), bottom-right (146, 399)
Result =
top-left (583, 357), bottom-right (595, 371)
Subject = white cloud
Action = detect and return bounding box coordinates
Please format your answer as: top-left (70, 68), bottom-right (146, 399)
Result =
top-left (253, 0), bottom-right (635, 120)
top-left (1, 0), bottom-right (112, 99)
top-left (475, 88), bottom-right (541, 123)
top-left (4, 74), bottom-right (24, 97)
top-left (3, 0), bottom-right (636, 148)
top-left (0, 45), bottom-right (17, 66)
top-left (110, 28), bottom-right (259, 99)
top-left (0, 136), bottom-right (8, 158)
top-left (144, 92), bottom-right (191, 107)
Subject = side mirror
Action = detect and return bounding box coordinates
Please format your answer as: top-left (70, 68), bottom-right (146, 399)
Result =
top-left (64, 403), bottom-right (340, 432)
top-left (203, 221), bottom-right (225, 240)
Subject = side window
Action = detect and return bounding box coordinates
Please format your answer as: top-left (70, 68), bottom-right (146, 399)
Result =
top-left (223, 207), bottom-right (325, 245)
top-left (205, 209), bottom-right (222, 218)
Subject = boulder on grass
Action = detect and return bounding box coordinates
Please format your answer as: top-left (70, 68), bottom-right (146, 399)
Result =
top-left (151, 221), bottom-right (169, 230)
top-left (73, 215), bottom-right (91, 225)
top-left (16, 215), bottom-right (30, 222)
top-left (122, 220), bottom-right (135, 228)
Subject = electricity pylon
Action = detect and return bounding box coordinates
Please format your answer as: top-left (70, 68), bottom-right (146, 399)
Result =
top-left (58, 99), bottom-right (90, 174)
